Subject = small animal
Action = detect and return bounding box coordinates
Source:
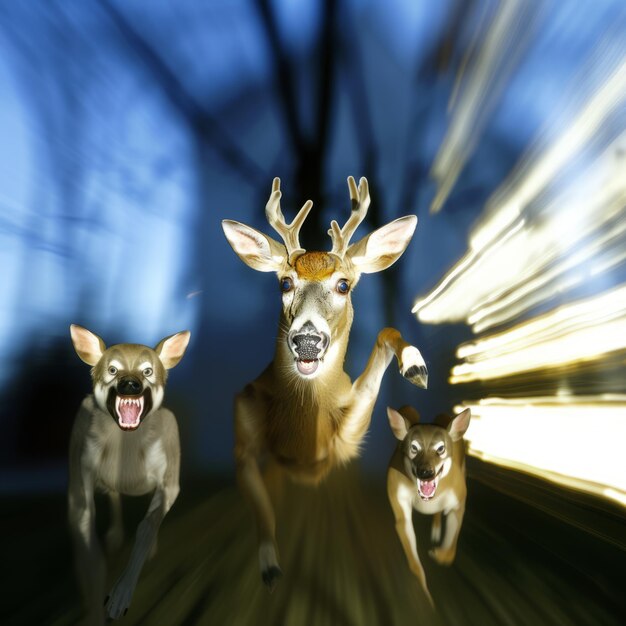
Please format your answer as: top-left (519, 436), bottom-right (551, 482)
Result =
top-left (386, 405), bottom-right (471, 604)
top-left (221, 176), bottom-right (428, 589)
top-left (67, 324), bottom-right (190, 623)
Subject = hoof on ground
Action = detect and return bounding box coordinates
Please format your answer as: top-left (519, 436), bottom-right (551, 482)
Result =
top-left (262, 565), bottom-right (283, 592)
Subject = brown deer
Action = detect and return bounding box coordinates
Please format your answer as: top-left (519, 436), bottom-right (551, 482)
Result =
top-left (221, 176), bottom-right (427, 589)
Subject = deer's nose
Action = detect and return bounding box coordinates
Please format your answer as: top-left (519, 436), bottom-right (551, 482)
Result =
top-left (416, 467), bottom-right (436, 480)
top-left (118, 377), bottom-right (142, 396)
top-left (288, 322), bottom-right (330, 359)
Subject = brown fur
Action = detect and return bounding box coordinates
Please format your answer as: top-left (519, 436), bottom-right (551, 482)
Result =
top-left (221, 177), bottom-right (425, 590)
top-left (386, 407), bottom-right (471, 606)
top-left (294, 251), bottom-right (338, 280)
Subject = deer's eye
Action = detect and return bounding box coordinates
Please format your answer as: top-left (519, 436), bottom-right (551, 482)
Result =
top-left (280, 277), bottom-right (293, 293)
top-left (336, 279), bottom-right (350, 294)
top-left (108, 366), bottom-right (118, 376)
top-left (143, 367), bottom-right (153, 377)
top-left (436, 444), bottom-right (446, 455)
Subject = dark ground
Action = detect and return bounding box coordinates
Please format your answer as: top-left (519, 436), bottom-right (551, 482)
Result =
top-left (2, 461), bottom-right (624, 626)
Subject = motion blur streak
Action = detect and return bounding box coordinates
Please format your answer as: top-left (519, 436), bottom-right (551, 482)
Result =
top-left (415, 35), bottom-right (626, 510)
top-left (430, 0), bottom-right (533, 214)
top-left (413, 55), bottom-right (626, 327)
top-left (451, 284), bottom-right (626, 383)
top-left (455, 399), bottom-right (626, 508)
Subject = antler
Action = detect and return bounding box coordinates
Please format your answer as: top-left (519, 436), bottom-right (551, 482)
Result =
top-left (265, 177), bottom-right (313, 264)
top-left (328, 176), bottom-right (370, 259)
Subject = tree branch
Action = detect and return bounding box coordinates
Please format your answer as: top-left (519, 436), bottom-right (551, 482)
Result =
top-left (99, 0), bottom-right (267, 186)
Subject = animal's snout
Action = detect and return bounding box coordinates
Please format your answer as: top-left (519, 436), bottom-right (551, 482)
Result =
top-left (416, 467), bottom-right (436, 480)
top-left (288, 321), bottom-right (330, 360)
top-left (117, 376), bottom-right (142, 396)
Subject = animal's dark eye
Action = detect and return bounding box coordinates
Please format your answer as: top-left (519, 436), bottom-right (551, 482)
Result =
top-left (336, 279), bottom-right (350, 294)
top-left (436, 444), bottom-right (445, 455)
top-left (143, 367), bottom-right (153, 377)
top-left (280, 277), bottom-right (293, 293)
top-left (410, 442), bottom-right (419, 454)
top-left (108, 366), bottom-right (117, 376)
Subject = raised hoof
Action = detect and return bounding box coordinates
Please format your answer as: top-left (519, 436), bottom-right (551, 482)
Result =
top-left (262, 565), bottom-right (283, 592)
top-left (403, 364), bottom-right (428, 389)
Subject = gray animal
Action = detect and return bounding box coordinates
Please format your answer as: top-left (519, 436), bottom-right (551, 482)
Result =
top-left (67, 324), bottom-right (190, 623)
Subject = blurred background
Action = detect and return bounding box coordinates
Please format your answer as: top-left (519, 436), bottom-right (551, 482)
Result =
top-left (1, 1), bottom-right (625, 624)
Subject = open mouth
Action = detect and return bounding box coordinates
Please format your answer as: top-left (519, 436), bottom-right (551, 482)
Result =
top-left (289, 325), bottom-right (329, 377)
top-left (296, 359), bottom-right (319, 375)
top-left (115, 394), bottom-right (145, 430)
top-left (417, 466), bottom-right (444, 501)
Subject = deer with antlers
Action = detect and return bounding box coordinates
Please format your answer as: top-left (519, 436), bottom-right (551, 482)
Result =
top-left (221, 176), bottom-right (427, 589)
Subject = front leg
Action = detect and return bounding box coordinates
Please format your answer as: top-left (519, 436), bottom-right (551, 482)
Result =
top-left (430, 511), bottom-right (442, 545)
top-left (68, 467), bottom-right (106, 626)
top-left (430, 503), bottom-right (465, 566)
top-left (234, 387), bottom-right (282, 591)
top-left (105, 491), bottom-right (124, 554)
top-left (338, 329), bottom-right (427, 451)
top-left (387, 470), bottom-right (434, 606)
top-left (355, 327), bottom-right (427, 395)
top-left (105, 480), bottom-right (179, 619)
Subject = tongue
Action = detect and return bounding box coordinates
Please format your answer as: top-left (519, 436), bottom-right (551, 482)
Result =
top-left (297, 360), bottom-right (319, 375)
top-left (419, 479), bottom-right (437, 498)
top-left (119, 402), bottom-right (140, 425)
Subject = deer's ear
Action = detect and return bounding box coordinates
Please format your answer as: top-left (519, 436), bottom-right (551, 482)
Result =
top-left (222, 220), bottom-right (286, 272)
top-left (387, 407), bottom-right (410, 441)
top-left (70, 324), bottom-right (106, 366)
top-left (347, 215), bottom-right (417, 274)
top-left (155, 331), bottom-right (191, 369)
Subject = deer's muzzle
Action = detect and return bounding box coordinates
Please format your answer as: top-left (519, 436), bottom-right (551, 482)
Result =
top-left (288, 322), bottom-right (330, 375)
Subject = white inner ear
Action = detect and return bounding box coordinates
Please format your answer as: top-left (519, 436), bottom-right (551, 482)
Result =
top-left (157, 331), bottom-right (190, 369)
top-left (222, 220), bottom-right (285, 272)
top-left (349, 216), bottom-right (416, 274)
top-left (233, 224), bottom-right (272, 257)
top-left (366, 219), bottom-right (414, 257)
top-left (71, 326), bottom-right (105, 365)
top-left (449, 408), bottom-right (471, 440)
top-left (387, 407), bottom-right (408, 440)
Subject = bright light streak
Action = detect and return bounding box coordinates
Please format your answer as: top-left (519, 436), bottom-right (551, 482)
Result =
top-left (470, 56), bottom-right (626, 252)
top-left (416, 29), bottom-right (626, 511)
top-left (456, 398), bottom-right (626, 508)
top-left (415, 133), bottom-right (626, 330)
top-left (414, 53), bottom-right (626, 328)
top-left (468, 205), bottom-right (626, 333)
top-left (431, 0), bottom-right (532, 213)
top-left (451, 284), bottom-right (626, 382)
